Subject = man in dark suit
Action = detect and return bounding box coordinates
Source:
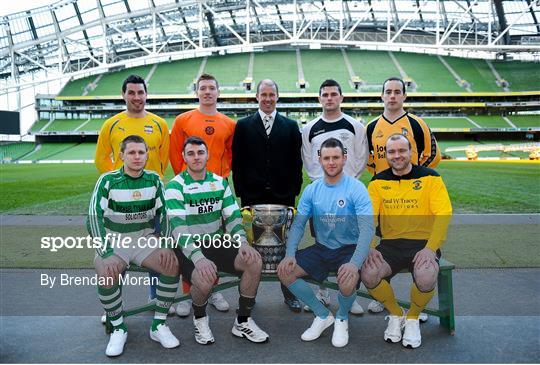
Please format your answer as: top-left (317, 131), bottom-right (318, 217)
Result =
top-left (232, 79), bottom-right (303, 311)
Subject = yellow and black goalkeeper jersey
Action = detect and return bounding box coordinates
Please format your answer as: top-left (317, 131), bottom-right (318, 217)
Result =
top-left (366, 112), bottom-right (441, 175)
top-left (368, 165), bottom-right (452, 251)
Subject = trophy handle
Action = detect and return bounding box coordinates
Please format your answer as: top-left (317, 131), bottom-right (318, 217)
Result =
top-left (240, 206), bottom-right (254, 244)
top-left (281, 206), bottom-right (296, 241)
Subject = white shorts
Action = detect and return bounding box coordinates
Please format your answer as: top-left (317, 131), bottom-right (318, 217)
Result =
top-left (95, 244), bottom-right (157, 267)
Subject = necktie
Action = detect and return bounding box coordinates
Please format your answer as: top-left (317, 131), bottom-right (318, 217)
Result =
top-left (264, 115), bottom-right (272, 136)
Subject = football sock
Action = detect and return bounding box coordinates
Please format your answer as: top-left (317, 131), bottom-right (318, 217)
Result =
top-left (98, 284), bottom-right (127, 332)
top-left (367, 280), bottom-right (403, 316)
top-left (336, 292), bottom-right (356, 320)
top-left (407, 283), bottom-right (435, 320)
top-left (237, 295), bottom-right (256, 323)
top-left (151, 274), bottom-right (178, 331)
top-left (288, 279), bottom-right (330, 318)
top-left (193, 301), bottom-right (208, 319)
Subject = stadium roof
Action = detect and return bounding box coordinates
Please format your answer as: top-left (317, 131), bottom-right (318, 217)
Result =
top-left (1, 0), bottom-right (539, 89)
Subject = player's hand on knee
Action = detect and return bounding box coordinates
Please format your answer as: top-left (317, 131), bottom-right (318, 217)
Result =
top-left (103, 257), bottom-right (123, 280)
top-left (337, 262), bottom-right (359, 287)
top-left (277, 256), bottom-right (296, 277)
top-left (158, 249), bottom-right (178, 273)
top-left (194, 258), bottom-right (217, 285)
top-left (413, 248), bottom-right (437, 270)
top-left (366, 248), bottom-right (384, 270)
top-left (239, 244), bottom-right (260, 265)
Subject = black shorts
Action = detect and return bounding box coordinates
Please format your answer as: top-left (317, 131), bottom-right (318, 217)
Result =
top-left (375, 239), bottom-right (440, 280)
top-left (174, 246), bottom-right (242, 284)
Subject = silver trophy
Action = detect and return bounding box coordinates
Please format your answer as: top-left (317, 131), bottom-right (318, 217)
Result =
top-left (249, 204), bottom-right (295, 273)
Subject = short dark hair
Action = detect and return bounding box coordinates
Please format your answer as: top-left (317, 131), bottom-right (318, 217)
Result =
top-left (386, 133), bottom-right (411, 150)
top-left (319, 79), bottom-right (342, 95)
top-left (196, 73), bottom-right (219, 90)
top-left (182, 136), bottom-right (208, 153)
top-left (256, 79), bottom-right (279, 95)
top-left (382, 77), bottom-right (406, 94)
top-left (320, 137), bottom-right (345, 155)
top-left (122, 74), bottom-right (147, 93)
top-left (120, 135), bottom-right (148, 152)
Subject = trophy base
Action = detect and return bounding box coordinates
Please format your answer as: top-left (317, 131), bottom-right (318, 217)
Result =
top-left (253, 243), bottom-right (286, 274)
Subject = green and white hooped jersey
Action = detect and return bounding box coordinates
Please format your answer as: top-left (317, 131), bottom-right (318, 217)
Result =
top-left (87, 167), bottom-right (167, 258)
top-left (165, 170), bottom-right (246, 263)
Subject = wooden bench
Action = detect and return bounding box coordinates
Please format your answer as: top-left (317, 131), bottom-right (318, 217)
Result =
top-left (116, 259), bottom-right (455, 335)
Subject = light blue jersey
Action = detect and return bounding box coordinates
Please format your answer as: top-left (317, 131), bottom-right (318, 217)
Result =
top-left (285, 174), bottom-right (374, 267)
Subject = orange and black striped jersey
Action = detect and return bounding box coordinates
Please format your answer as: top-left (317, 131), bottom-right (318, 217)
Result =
top-left (368, 165), bottom-right (452, 251)
top-left (366, 113), bottom-right (440, 175)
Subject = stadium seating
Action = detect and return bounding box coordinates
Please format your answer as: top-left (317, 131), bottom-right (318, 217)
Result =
top-left (393, 53), bottom-right (463, 92)
top-left (301, 49), bottom-right (352, 92)
top-left (203, 53), bottom-right (250, 93)
top-left (57, 50), bottom-right (540, 96)
top-left (43, 119), bottom-right (87, 132)
top-left (21, 143), bottom-right (78, 161)
top-left (493, 61), bottom-right (540, 91)
top-left (252, 51), bottom-right (299, 92)
top-left (423, 117), bottom-right (475, 129)
top-left (0, 142), bottom-right (35, 162)
top-left (29, 120), bottom-right (50, 134)
top-left (57, 75), bottom-right (97, 97)
top-left (347, 50), bottom-right (400, 88)
top-left (508, 115), bottom-right (540, 128)
top-left (87, 65), bottom-right (154, 96)
top-left (51, 143), bottom-right (96, 161)
top-left (444, 58), bottom-right (499, 92)
top-left (469, 115), bottom-right (511, 128)
top-left (77, 118), bottom-right (108, 133)
top-left (150, 58), bottom-right (202, 95)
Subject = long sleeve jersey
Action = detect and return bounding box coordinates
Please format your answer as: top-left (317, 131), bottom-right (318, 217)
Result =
top-left (368, 165), bottom-right (452, 251)
top-left (86, 167), bottom-right (167, 258)
top-left (165, 170), bottom-right (246, 263)
top-left (286, 174), bottom-right (374, 268)
top-left (94, 111), bottom-right (170, 178)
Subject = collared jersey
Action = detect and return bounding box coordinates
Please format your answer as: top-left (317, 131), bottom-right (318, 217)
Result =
top-left (170, 109), bottom-right (236, 177)
top-left (366, 112), bottom-right (440, 175)
top-left (165, 170), bottom-right (245, 263)
top-left (301, 113), bottom-right (369, 181)
top-left (94, 111), bottom-right (170, 178)
top-left (86, 167), bottom-right (167, 258)
top-left (368, 165), bottom-right (452, 251)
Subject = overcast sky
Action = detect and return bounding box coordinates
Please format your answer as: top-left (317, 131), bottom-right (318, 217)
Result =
top-left (0, 0), bottom-right (56, 17)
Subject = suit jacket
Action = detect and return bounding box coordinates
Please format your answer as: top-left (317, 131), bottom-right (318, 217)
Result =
top-left (232, 112), bottom-right (303, 205)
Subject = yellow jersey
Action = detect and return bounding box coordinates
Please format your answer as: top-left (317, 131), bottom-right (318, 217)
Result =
top-left (94, 111), bottom-right (170, 178)
top-left (368, 165), bottom-right (452, 251)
